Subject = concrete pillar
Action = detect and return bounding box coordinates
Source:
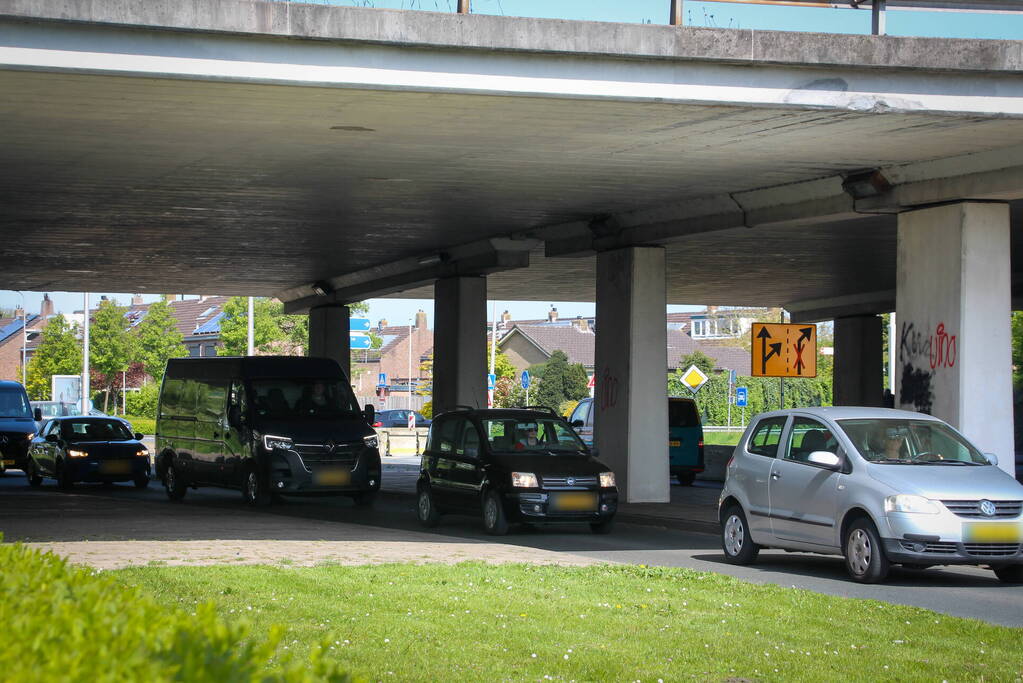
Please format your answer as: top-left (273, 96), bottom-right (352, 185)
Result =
top-left (832, 315), bottom-right (883, 407)
top-left (593, 246), bottom-right (669, 503)
top-left (309, 303), bottom-right (350, 381)
top-left (433, 276), bottom-right (487, 413)
top-left (896, 202), bottom-right (1014, 476)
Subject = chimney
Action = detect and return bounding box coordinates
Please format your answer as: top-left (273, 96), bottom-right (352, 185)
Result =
top-left (547, 306), bottom-right (558, 323)
top-left (100, 295), bottom-right (108, 302)
top-left (501, 310), bottom-right (511, 326)
top-left (378, 319), bottom-right (388, 331)
top-left (415, 309), bottom-right (427, 330)
top-left (131, 293), bottom-right (144, 306)
top-left (572, 315), bottom-right (589, 332)
top-left (707, 305), bottom-right (718, 314)
top-left (13, 305), bottom-right (24, 319)
top-left (40, 294), bottom-right (54, 318)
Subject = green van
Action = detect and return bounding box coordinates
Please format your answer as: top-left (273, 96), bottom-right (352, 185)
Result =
top-left (668, 396), bottom-right (704, 485)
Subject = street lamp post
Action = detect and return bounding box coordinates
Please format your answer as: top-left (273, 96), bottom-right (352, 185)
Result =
top-left (14, 290), bottom-right (26, 386)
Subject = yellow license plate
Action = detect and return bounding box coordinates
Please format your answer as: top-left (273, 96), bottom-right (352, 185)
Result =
top-left (963, 522), bottom-right (1022, 543)
top-left (1, 459), bottom-right (15, 467)
top-left (99, 461), bottom-right (131, 475)
top-left (550, 492), bottom-right (597, 512)
top-left (669, 440), bottom-right (681, 447)
top-left (314, 468), bottom-right (351, 486)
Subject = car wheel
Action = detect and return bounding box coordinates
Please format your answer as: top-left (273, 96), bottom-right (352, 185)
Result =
top-left (242, 466), bottom-right (271, 507)
top-left (993, 565), bottom-right (1023, 584)
top-left (134, 475), bottom-right (150, 489)
top-left (676, 472), bottom-right (696, 486)
top-left (590, 518), bottom-right (615, 535)
top-left (844, 518), bottom-right (890, 583)
top-left (721, 505), bottom-right (759, 564)
top-left (417, 486), bottom-right (441, 528)
top-left (482, 490), bottom-right (509, 536)
top-left (351, 490), bottom-right (377, 507)
top-left (56, 460), bottom-right (73, 491)
top-left (163, 461), bottom-right (187, 501)
top-left (25, 461), bottom-right (43, 488)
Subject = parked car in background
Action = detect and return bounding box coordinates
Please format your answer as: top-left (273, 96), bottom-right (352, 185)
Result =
top-left (373, 409), bottom-right (431, 428)
top-left (1, 380), bottom-right (35, 473)
top-left (668, 396), bottom-right (704, 486)
top-left (720, 407), bottom-right (1023, 584)
top-left (26, 416), bottom-right (150, 489)
top-left (568, 398), bottom-right (594, 446)
top-left (416, 407), bottom-right (618, 535)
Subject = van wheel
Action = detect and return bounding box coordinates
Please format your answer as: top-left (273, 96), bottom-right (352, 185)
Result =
top-left (25, 461), bottom-right (42, 488)
top-left (845, 518), bottom-right (889, 583)
top-left (417, 486), bottom-right (441, 528)
top-left (676, 472), bottom-right (696, 486)
top-left (134, 475), bottom-right (150, 489)
top-left (993, 565), bottom-right (1023, 584)
top-left (164, 461), bottom-right (187, 501)
top-left (242, 466), bottom-right (271, 507)
top-left (482, 490), bottom-right (508, 536)
top-left (721, 505), bottom-right (759, 564)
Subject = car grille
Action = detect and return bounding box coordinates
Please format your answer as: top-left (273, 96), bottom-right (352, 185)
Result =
top-left (964, 543), bottom-right (1020, 557)
top-left (540, 475), bottom-right (597, 488)
top-left (940, 500), bottom-right (1022, 518)
top-left (294, 443), bottom-right (358, 467)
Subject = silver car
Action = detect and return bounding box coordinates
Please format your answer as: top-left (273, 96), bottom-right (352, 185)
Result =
top-left (719, 407), bottom-right (1023, 584)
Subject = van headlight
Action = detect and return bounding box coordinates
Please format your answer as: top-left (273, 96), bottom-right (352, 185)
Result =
top-left (599, 471), bottom-right (616, 488)
top-left (885, 494), bottom-right (939, 514)
top-left (511, 472), bottom-right (538, 488)
top-left (364, 434), bottom-right (378, 449)
top-left (263, 435), bottom-right (293, 451)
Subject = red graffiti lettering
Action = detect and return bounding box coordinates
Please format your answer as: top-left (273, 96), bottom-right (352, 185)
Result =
top-left (599, 367), bottom-right (619, 411)
top-left (929, 323), bottom-right (957, 369)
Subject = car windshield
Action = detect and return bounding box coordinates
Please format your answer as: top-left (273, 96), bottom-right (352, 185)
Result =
top-left (251, 378), bottom-right (361, 419)
top-left (482, 418), bottom-right (586, 454)
top-left (34, 402), bottom-right (75, 418)
top-left (837, 418), bottom-right (989, 465)
top-left (0, 387), bottom-right (32, 418)
top-left (61, 418), bottom-right (134, 442)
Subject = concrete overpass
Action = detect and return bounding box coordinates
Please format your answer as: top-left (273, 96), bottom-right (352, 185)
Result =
top-left (2, 0), bottom-right (1021, 498)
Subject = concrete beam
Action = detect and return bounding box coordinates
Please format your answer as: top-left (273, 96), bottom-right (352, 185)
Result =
top-left (308, 303), bottom-right (350, 381)
top-left (787, 290), bottom-right (895, 323)
top-left (432, 276), bottom-right (487, 413)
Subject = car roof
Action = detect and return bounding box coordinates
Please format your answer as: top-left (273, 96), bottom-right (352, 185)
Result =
top-left (751, 406), bottom-right (944, 422)
top-left (435, 408), bottom-right (562, 420)
top-left (0, 380), bottom-right (28, 390)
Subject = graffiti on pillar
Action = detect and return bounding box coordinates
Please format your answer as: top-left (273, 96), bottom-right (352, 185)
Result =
top-left (928, 323), bottom-right (957, 369)
top-left (900, 364), bottom-right (933, 414)
top-left (598, 366), bottom-right (619, 412)
top-left (898, 320), bottom-right (955, 414)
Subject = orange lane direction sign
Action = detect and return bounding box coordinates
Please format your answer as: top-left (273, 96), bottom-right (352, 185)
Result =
top-left (751, 323), bottom-right (817, 378)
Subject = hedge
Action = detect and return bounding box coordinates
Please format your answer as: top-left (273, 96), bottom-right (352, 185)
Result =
top-left (0, 541), bottom-right (351, 682)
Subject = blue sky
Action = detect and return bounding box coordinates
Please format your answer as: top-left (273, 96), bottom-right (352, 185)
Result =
top-left (2, 1), bottom-right (1019, 324)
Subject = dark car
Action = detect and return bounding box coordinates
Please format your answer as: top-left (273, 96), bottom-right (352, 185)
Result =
top-left (416, 407), bottom-right (618, 535)
top-left (26, 416), bottom-right (150, 489)
top-left (373, 409), bottom-right (431, 428)
top-left (0, 380), bottom-right (36, 473)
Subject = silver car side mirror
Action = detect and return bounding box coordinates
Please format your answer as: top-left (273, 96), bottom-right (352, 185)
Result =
top-left (984, 452), bottom-right (999, 466)
top-left (808, 451), bottom-right (842, 469)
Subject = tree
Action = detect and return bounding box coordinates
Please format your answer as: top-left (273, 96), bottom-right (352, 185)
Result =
top-left (486, 342), bottom-right (517, 380)
top-left (132, 298), bottom-right (186, 381)
top-left (90, 299), bottom-right (133, 413)
top-left (218, 297), bottom-right (285, 356)
top-left (24, 317), bottom-right (81, 400)
top-left (678, 350), bottom-right (716, 375)
top-left (531, 350), bottom-right (589, 412)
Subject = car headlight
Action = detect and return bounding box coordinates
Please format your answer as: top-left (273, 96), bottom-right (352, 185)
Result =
top-left (511, 472), bottom-right (538, 488)
top-left (263, 435), bottom-right (294, 451)
top-left (136, 449), bottom-right (148, 458)
top-left (25, 433), bottom-right (35, 440)
top-left (885, 494), bottom-right (940, 514)
top-left (599, 471), bottom-right (616, 488)
top-left (67, 449), bottom-right (88, 458)
top-left (364, 434), bottom-right (379, 449)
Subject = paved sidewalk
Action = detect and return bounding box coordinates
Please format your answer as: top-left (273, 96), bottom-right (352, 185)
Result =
top-left (381, 456), bottom-right (721, 534)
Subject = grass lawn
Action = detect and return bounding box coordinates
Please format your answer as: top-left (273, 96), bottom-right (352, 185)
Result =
top-left (704, 430), bottom-right (744, 446)
top-left (115, 562), bottom-right (1022, 681)
top-left (122, 415), bottom-right (155, 435)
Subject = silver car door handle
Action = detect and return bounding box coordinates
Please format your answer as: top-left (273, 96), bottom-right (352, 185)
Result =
top-left (771, 472), bottom-right (780, 479)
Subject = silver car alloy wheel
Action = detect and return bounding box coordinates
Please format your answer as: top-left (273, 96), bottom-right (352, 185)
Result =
top-left (165, 465), bottom-right (176, 489)
top-left (247, 472), bottom-right (259, 501)
top-left (847, 528), bottom-right (872, 576)
top-left (484, 496), bottom-right (498, 529)
top-left (418, 490), bottom-right (431, 520)
top-left (724, 514), bottom-right (745, 556)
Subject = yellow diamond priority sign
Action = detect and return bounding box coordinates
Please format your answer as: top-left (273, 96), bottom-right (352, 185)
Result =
top-left (680, 364), bottom-right (709, 394)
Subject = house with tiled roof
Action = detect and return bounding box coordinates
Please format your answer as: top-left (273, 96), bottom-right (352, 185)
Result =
top-left (350, 310), bottom-right (433, 397)
top-left (0, 294), bottom-right (55, 382)
top-left (121, 294), bottom-right (230, 358)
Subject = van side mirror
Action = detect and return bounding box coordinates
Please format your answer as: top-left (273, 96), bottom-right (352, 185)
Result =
top-left (364, 404), bottom-right (375, 424)
top-left (808, 451), bottom-right (842, 469)
top-left (984, 452), bottom-right (999, 466)
top-left (134, 432), bottom-right (145, 441)
top-left (34, 408), bottom-right (42, 421)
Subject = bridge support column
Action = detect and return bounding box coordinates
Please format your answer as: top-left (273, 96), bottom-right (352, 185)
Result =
top-left (309, 303), bottom-right (351, 381)
top-left (896, 201), bottom-right (1014, 475)
top-left (833, 315), bottom-right (883, 407)
top-left (433, 276), bottom-right (487, 413)
top-left (594, 246), bottom-right (669, 503)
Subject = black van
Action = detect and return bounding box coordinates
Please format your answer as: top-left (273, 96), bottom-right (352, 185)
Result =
top-left (0, 380), bottom-right (35, 473)
top-left (156, 356), bottom-right (380, 506)
top-left (416, 407), bottom-right (618, 535)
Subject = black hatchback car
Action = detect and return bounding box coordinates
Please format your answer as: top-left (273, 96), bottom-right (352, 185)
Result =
top-left (416, 407), bottom-right (618, 535)
top-left (27, 416), bottom-right (150, 489)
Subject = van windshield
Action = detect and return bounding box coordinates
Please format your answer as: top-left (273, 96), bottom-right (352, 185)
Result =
top-left (669, 400), bottom-right (700, 428)
top-left (0, 386), bottom-right (32, 419)
top-left (251, 379), bottom-right (361, 419)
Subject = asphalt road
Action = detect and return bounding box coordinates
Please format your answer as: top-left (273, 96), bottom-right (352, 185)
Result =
top-left (0, 468), bottom-right (1021, 627)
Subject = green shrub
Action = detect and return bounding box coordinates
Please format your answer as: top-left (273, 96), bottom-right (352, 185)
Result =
top-left (0, 541), bottom-right (350, 682)
top-left (420, 401), bottom-right (432, 419)
top-left (122, 416), bottom-right (156, 435)
top-left (125, 382), bottom-right (160, 419)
